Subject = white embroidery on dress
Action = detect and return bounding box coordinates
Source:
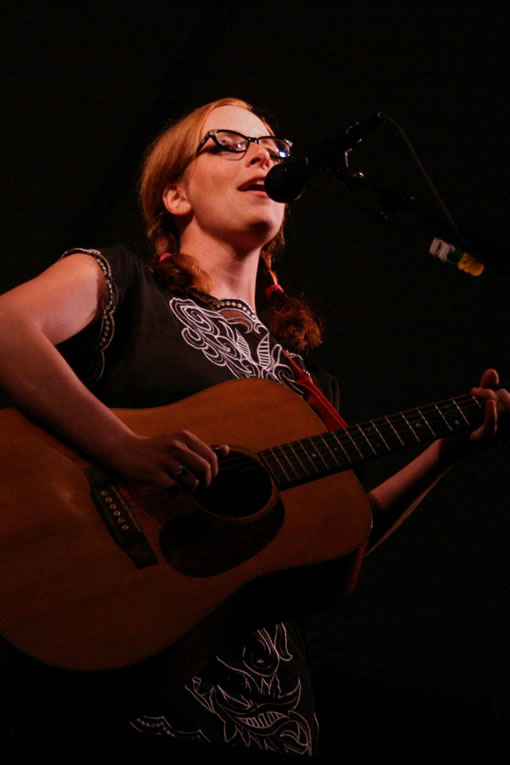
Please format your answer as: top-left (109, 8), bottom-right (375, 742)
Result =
top-left (168, 297), bottom-right (302, 394)
top-left (131, 625), bottom-right (313, 756)
top-left (184, 625), bottom-right (313, 755)
top-left (60, 248), bottom-right (117, 383)
top-left (129, 716), bottom-right (211, 744)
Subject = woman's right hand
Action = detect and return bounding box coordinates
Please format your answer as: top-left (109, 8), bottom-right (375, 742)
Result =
top-left (106, 431), bottom-right (229, 491)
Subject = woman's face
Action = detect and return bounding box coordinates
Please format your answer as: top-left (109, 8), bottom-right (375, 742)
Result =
top-left (169, 105), bottom-right (286, 254)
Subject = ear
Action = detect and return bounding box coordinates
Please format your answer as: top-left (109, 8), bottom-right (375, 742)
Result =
top-left (162, 183), bottom-right (192, 217)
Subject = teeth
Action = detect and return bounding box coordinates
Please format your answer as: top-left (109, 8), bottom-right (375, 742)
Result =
top-left (241, 180), bottom-right (265, 190)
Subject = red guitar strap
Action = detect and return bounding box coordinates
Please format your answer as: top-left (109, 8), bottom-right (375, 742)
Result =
top-left (283, 352), bottom-right (348, 431)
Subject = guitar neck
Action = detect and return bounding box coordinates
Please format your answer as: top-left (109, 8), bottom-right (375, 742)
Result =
top-left (260, 391), bottom-right (484, 489)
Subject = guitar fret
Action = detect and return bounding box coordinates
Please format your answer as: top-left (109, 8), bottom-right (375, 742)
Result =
top-left (263, 448), bottom-right (292, 485)
top-left (435, 395), bottom-right (482, 433)
top-left (400, 411), bottom-right (420, 442)
top-left (369, 420), bottom-right (391, 452)
top-left (354, 421), bottom-right (392, 456)
top-left (329, 431), bottom-right (354, 465)
top-left (470, 396), bottom-right (484, 417)
top-left (286, 441), bottom-right (308, 476)
top-left (294, 439), bottom-right (321, 475)
top-left (337, 429), bottom-right (366, 463)
top-left (452, 399), bottom-right (470, 426)
top-left (417, 408), bottom-right (436, 438)
top-left (382, 415), bottom-right (405, 447)
top-left (301, 437), bottom-right (330, 469)
top-left (343, 428), bottom-right (365, 458)
top-left (356, 424), bottom-right (378, 456)
top-left (277, 445), bottom-right (303, 482)
top-left (259, 389), bottom-right (488, 490)
top-left (318, 433), bottom-right (344, 470)
top-left (433, 402), bottom-right (453, 432)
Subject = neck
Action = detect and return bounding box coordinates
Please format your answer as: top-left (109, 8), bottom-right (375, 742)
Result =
top-left (180, 232), bottom-right (262, 308)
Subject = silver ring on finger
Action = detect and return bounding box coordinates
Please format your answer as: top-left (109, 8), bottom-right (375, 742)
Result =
top-left (177, 464), bottom-right (189, 479)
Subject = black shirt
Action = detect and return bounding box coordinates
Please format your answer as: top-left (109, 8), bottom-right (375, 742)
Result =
top-left (59, 245), bottom-right (320, 756)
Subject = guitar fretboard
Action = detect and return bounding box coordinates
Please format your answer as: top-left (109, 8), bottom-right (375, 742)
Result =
top-left (259, 393), bottom-right (484, 489)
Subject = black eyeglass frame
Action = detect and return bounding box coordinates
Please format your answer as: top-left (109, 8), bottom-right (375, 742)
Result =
top-left (196, 129), bottom-right (293, 160)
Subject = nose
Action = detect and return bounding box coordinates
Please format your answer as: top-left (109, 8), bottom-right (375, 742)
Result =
top-left (246, 141), bottom-right (278, 168)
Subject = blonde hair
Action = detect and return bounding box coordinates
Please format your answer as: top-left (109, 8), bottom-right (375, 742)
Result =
top-left (139, 98), bottom-right (322, 350)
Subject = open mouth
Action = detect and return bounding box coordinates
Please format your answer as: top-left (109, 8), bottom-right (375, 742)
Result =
top-left (239, 179), bottom-right (267, 192)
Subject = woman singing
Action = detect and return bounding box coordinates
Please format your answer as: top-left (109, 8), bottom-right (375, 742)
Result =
top-left (0, 97), bottom-right (507, 757)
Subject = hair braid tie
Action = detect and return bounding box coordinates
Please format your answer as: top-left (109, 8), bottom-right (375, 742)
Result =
top-left (264, 261), bottom-right (284, 300)
top-left (266, 283), bottom-right (284, 298)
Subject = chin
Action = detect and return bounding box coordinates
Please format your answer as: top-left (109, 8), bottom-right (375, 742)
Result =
top-left (249, 217), bottom-right (283, 244)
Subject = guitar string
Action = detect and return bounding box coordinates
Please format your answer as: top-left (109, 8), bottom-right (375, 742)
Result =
top-left (129, 394), bottom-right (485, 507)
top-left (204, 394), bottom-right (480, 484)
top-left (178, 393), bottom-right (483, 487)
top-left (233, 394), bottom-right (480, 466)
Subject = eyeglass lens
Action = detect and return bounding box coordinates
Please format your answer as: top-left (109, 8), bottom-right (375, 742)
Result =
top-left (214, 131), bottom-right (291, 158)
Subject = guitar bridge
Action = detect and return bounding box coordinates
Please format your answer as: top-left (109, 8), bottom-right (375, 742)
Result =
top-left (85, 466), bottom-right (158, 568)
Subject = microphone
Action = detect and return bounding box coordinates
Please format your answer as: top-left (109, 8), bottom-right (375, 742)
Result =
top-left (265, 113), bottom-right (385, 203)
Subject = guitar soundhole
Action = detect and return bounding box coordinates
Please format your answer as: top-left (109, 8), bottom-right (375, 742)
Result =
top-left (160, 450), bottom-right (283, 577)
top-left (193, 450), bottom-right (273, 519)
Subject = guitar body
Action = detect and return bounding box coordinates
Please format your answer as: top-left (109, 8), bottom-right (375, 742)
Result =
top-left (0, 378), bottom-right (371, 675)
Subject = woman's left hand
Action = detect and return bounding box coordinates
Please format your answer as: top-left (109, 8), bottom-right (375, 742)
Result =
top-left (469, 368), bottom-right (510, 448)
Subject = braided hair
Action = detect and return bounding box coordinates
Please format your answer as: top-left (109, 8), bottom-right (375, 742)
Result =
top-left (140, 98), bottom-right (322, 351)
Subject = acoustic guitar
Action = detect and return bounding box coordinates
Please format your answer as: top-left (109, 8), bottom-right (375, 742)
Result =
top-left (0, 377), bottom-right (484, 676)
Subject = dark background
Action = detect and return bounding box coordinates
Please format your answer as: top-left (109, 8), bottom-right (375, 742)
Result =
top-left (2, 0), bottom-right (509, 755)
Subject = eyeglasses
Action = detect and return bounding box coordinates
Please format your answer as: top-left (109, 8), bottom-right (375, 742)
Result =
top-left (196, 130), bottom-right (292, 161)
